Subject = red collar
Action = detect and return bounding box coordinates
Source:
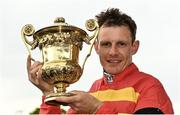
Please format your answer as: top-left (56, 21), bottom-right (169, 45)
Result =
top-left (103, 63), bottom-right (139, 85)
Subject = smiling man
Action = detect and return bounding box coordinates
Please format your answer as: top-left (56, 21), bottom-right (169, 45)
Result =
top-left (27, 8), bottom-right (174, 114)
top-left (95, 26), bottom-right (139, 75)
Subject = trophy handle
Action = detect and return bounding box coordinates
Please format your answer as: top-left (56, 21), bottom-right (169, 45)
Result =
top-left (81, 19), bottom-right (99, 71)
top-left (21, 24), bottom-right (36, 57)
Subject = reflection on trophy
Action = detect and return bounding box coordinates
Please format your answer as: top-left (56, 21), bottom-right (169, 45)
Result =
top-left (21, 17), bottom-right (99, 106)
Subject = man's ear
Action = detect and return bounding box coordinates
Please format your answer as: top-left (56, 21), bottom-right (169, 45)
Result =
top-left (131, 40), bottom-right (140, 55)
top-left (94, 41), bottom-right (99, 54)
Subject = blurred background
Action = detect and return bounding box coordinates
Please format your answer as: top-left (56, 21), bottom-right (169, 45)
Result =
top-left (0, 0), bottom-right (179, 114)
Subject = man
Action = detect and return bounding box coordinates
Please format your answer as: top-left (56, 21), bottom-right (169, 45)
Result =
top-left (27, 8), bottom-right (174, 114)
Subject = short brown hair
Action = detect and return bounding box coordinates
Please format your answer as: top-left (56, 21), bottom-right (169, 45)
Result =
top-left (95, 8), bottom-right (137, 42)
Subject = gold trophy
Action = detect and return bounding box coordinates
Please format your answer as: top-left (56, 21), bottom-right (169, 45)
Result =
top-left (21, 17), bottom-right (99, 106)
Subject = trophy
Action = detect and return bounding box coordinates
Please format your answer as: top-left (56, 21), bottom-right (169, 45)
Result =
top-left (21, 17), bottom-right (99, 106)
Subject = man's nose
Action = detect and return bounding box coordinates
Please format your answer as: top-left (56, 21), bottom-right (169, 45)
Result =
top-left (109, 45), bottom-right (118, 56)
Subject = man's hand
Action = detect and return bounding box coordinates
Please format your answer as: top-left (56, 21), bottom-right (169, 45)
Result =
top-left (27, 55), bottom-right (54, 95)
top-left (55, 91), bottom-right (103, 114)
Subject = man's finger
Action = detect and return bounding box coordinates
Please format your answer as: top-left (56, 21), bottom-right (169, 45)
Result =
top-left (30, 64), bottom-right (42, 74)
top-left (69, 90), bottom-right (85, 95)
top-left (55, 96), bottom-right (76, 103)
top-left (30, 61), bottom-right (42, 70)
top-left (37, 66), bottom-right (43, 79)
top-left (68, 103), bottom-right (79, 112)
top-left (27, 55), bottom-right (32, 70)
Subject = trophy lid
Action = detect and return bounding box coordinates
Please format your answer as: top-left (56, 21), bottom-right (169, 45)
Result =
top-left (33, 17), bottom-right (88, 49)
top-left (34, 17), bottom-right (87, 36)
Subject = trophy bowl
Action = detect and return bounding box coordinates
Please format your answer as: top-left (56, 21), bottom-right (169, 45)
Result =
top-left (21, 17), bottom-right (99, 106)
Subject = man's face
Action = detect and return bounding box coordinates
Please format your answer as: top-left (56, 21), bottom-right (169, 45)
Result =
top-left (94, 26), bottom-right (139, 75)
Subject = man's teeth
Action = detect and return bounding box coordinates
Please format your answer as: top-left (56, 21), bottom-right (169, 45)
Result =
top-left (109, 60), bottom-right (119, 63)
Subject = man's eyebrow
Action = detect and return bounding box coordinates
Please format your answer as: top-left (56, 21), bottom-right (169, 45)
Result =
top-left (117, 40), bottom-right (128, 43)
top-left (100, 40), bottom-right (110, 42)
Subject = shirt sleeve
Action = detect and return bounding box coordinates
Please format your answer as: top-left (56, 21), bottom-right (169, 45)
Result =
top-left (39, 96), bottom-right (61, 114)
top-left (134, 83), bottom-right (174, 114)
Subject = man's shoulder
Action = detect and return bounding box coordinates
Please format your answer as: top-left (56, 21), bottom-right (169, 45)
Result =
top-left (133, 71), bottom-right (164, 89)
top-left (139, 72), bottom-right (160, 82)
top-left (128, 63), bottom-right (161, 84)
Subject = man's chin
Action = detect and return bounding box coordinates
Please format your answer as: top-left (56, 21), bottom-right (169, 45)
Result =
top-left (106, 69), bottom-right (123, 75)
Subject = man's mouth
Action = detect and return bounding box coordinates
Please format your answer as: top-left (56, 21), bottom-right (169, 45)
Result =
top-left (107, 59), bottom-right (121, 63)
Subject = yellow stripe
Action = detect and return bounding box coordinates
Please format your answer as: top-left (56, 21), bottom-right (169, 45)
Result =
top-left (90, 87), bottom-right (139, 103)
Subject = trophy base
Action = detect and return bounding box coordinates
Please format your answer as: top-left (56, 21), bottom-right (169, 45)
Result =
top-left (45, 92), bottom-right (74, 106)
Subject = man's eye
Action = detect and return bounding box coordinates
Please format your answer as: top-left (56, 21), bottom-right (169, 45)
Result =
top-left (100, 42), bottom-right (111, 47)
top-left (117, 42), bottom-right (127, 47)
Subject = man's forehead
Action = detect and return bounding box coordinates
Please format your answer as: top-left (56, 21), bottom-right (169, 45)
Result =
top-left (98, 38), bottom-right (129, 43)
